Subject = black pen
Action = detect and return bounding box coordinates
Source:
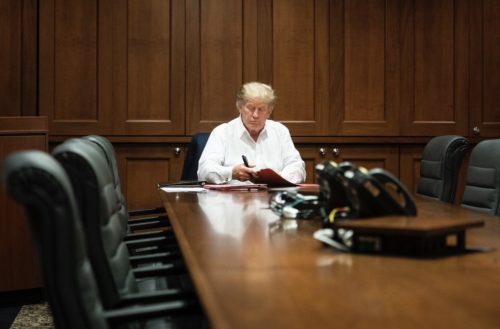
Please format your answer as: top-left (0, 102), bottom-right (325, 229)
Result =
top-left (242, 155), bottom-right (250, 167)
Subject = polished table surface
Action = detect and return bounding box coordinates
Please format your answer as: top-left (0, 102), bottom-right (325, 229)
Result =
top-left (159, 190), bottom-right (500, 329)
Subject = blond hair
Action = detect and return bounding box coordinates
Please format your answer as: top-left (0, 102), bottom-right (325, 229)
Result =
top-left (236, 82), bottom-right (276, 110)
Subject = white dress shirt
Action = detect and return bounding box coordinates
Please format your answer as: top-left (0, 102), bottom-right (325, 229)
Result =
top-left (197, 116), bottom-right (306, 184)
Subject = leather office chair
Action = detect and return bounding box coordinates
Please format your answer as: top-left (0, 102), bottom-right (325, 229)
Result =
top-left (52, 139), bottom-right (197, 310)
top-left (417, 135), bottom-right (469, 203)
top-left (181, 133), bottom-right (210, 181)
top-left (59, 138), bottom-right (178, 258)
top-left (82, 135), bottom-right (170, 234)
top-left (461, 139), bottom-right (500, 215)
top-left (78, 137), bottom-right (179, 259)
top-left (2, 151), bottom-right (199, 329)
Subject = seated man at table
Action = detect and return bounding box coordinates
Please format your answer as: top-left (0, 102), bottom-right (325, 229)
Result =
top-left (197, 81), bottom-right (306, 184)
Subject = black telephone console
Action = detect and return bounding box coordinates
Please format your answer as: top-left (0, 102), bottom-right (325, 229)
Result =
top-left (315, 161), bottom-right (417, 220)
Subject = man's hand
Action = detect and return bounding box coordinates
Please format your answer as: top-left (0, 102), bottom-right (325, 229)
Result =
top-left (232, 164), bottom-right (258, 181)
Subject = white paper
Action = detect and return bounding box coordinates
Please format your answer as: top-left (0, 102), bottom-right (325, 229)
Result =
top-left (160, 187), bottom-right (206, 193)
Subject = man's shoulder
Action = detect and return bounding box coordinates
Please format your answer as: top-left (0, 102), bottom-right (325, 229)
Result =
top-left (211, 117), bottom-right (240, 135)
top-left (265, 119), bottom-right (290, 133)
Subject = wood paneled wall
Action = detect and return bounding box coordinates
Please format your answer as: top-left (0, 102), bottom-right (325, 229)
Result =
top-left (38, 0), bottom-right (498, 138)
top-left (470, 0), bottom-right (500, 136)
top-left (38, 0), bottom-right (185, 135)
top-left (2, 0), bottom-right (500, 207)
top-left (0, 0), bottom-right (37, 116)
top-left (0, 117), bottom-right (48, 292)
top-left (2, 0), bottom-right (498, 138)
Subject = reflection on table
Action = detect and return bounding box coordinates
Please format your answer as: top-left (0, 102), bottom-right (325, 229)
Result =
top-left (160, 190), bottom-right (500, 329)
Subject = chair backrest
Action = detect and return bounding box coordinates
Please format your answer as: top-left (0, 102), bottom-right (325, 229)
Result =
top-left (52, 139), bottom-right (139, 308)
top-left (181, 133), bottom-right (210, 181)
top-left (82, 135), bottom-right (130, 233)
top-left (417, 135), bottom-right (469, 203)
top-left (2, 151), bottom-right (107, 329)
top-left (461, 139), bottom-right (500, 215)
top-left (82, 135), bottom-right (124, 202)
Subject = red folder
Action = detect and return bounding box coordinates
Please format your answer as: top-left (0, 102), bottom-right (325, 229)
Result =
top-left (251, 168), bottom-right (298, 187)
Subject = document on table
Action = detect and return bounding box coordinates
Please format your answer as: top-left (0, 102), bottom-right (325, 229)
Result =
top-left (158, 180), bottom-right (207, 192)
top-left (160, 186), bottom-right (206, 193)
top-left (251, 168), bottom-right (298, 187)
top-left (204, 183), bottom-right (267, 191)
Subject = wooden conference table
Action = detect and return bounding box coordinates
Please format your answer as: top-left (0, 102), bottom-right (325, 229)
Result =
top-left (159, 189), bottom-right (500, 329)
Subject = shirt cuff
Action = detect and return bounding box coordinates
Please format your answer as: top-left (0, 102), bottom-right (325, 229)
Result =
top-left (222, 166), bottom-right (233, 182)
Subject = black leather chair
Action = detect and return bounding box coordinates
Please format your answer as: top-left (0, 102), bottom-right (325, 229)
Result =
top-left (417, 135), bottom-right (469, 203)
top-left (58, 138), bottom-right (178, 258)
top-left (2, 151), bottom-right (199, 329)
top-left (461, 139), bottom-right (500, 215)
top-left (181, 133), bottom-right (210, 181)
top-left (78, 137), bottom-right (179, 259)
top-left (52, 139), bottom-right (197, 310)
top-left (82, 135), bottom-right (170, 234)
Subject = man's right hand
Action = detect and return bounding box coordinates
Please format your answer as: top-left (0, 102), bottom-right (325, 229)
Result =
top-left (232, 164), bottom-right (258, 182)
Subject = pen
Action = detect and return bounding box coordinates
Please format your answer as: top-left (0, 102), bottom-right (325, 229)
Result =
top-left (242, 155), bottom-right (250, 167)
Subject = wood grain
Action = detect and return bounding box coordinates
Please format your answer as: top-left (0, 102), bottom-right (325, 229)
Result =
top-left (0, 117), bottom-right (47, 292)
top-left (115, 143), bottom-right (185, 209)
top-left (0, 0), bottom-right (37, 117)
top-left (470, 0), bottom-right (500, 137)
top-left (161, 190), bottom-right (500, 329)
top-left (186, 0), bottom-right (244, 134)
top-left (331, 0), bottom-right (400, 135)
top-left (272, 0), bottom-right (329, 136)
top-left (298, 144), bottom-right (399, 183)
top-left (401, 0), bottom-right (469, 135)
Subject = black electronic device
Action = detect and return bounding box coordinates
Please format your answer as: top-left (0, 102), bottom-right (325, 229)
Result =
top-left (269, 191), bottom-right (321, 219)
top-left (314, 161), bottom-right (352, 218)
top-left (342, 167), bottom-right (417, 218)
top-left (315, 161), bottom-right (417, 221)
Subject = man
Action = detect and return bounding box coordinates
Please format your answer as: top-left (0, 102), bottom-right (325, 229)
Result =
top-left (197, 82), bottom-right (305, 184)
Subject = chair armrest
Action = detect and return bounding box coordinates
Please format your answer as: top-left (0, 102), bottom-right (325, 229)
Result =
top-left (129, 250), bottom-right (182, 266)
top-left (132, 261), bottom-right (186, 278)
top-left (128, 219), bottom-right (171, 232)
top-left (125, 229), bottom-right (174, 241)
top-left (128, 214), bottom-right (169, 224)
top-left (118, 289), bottom-right (195, 306)
top-left (126, 235), bottom-right (179, 256)
top-left (104, 299), bottom-right (200, 325)
top-left (128, 207), bottom-right (165, 217)
top-left (125, 235), bottom-right (178, 249)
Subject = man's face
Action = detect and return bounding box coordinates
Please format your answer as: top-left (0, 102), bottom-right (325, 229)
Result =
top-left (238, 99), bottom-right (271, 136)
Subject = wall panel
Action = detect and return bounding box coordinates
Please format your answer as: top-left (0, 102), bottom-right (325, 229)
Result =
top-left (0, 0), bottom-right (22, 116)
top-left (0, 0), bottom-right (37, 116)
top-left (470, 0), bottom-right (500, 137)
top-left (112, 0), bottom-right (185, 135)
top-left (272, 0), bottom-right (329, 136)
top-left (298, 144), bottom-right (399, 184)
top-left (39, 0), bottom-right (113, 134)
top-left (399, 145), bottom-right (424, 196)
top-left (115, 144), bottom-right (184, 209)
top-left (186, 0), bottom-right (247, 134)
top-left (330, 0), bottom-right (400, 135)
top-left (400, 0), bottom-right (469, 135)
top-left (273, 0), bottom-right (315, 122)
top-left (54, 0), bottom-right (97, 120)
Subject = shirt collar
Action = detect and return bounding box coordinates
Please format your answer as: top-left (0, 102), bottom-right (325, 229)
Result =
top-left (237, 116), bottom-right (268, 142)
